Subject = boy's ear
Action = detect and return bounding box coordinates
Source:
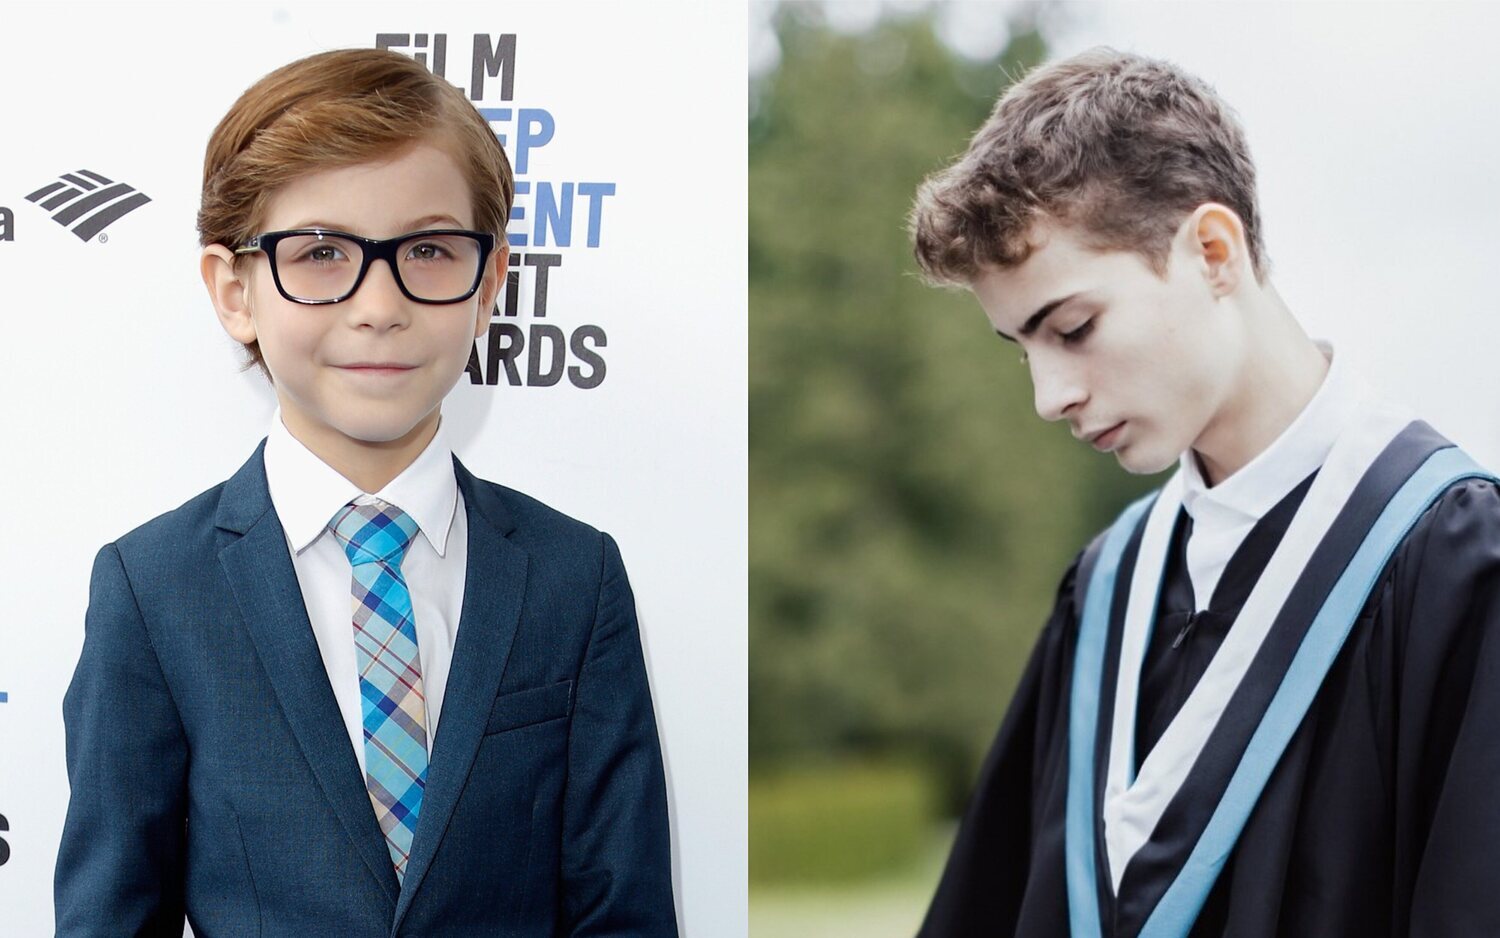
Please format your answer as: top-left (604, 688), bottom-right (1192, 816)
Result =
top-left (201, 245), bottom-right (258, 344)
top-left (1183, 202), bottom-right (1246, 297)
top-left (474, 242), bottom-right (509, 339)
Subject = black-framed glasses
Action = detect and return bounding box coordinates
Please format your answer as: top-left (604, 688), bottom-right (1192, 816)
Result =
top-left (233, 228), bottom-right (497, 305)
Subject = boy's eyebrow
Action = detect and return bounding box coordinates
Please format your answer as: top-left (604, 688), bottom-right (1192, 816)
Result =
top-left (287, 213), bottom-right (465, 232)
top-left (994, 292), bottom-right (1083, 343)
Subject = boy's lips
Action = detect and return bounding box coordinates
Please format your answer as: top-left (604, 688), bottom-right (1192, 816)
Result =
top-left (336, 362), bottom-right (417, 371)
top-left (1085, 421), bottom-right (1126, 452)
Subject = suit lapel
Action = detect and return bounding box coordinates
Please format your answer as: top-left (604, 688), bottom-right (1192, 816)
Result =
top-left (390, 454), bottom-right (529, 933)
top-left (215, 440), bottom-right (402, 911)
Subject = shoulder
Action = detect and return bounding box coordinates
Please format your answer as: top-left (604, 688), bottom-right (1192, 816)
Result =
top-left (1396, 474), bottom-right (1500, 567)
top-left (106, 477), bottom-right (232, 577)
top-left (1066, 486), bottom-right (1161, 596)
top-left (1375, 474), bottom-right (1500, 634)
top-left (461, 470), bottom-right (620, 570)
top-left (1033, 542), bottom-right (1093, 644)
top-left (1054, 545), bottom-right (1088, 613)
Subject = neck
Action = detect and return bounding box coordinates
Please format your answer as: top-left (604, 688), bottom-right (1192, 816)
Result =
top-left (1191, 284), bottom-right (1329, 487)
top-left (279, 406), bottom-right (440, 493)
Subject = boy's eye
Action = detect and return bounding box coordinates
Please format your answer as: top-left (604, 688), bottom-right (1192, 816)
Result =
top-left (1059, 319), bottom-right (1094, 344)
top-left (406, 240), bottom-right (454, 262)
top-left (299, 245), bottom-right (349, 264)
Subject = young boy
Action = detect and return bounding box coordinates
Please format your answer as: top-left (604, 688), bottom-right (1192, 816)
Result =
top-left (908, 49), bottom-right (1500, 937)
top-left (54, 48), bottom-right (677, 936)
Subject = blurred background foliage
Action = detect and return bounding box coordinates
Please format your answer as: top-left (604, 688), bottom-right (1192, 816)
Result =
top-left (748, 1), bottom-right (1157, 930)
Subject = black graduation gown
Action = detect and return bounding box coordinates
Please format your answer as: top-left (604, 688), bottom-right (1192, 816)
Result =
top-left (918, 447), bottom-right (1500, 937)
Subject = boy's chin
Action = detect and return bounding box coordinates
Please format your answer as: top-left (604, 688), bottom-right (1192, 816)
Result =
top-left (1112, 441), bottom-right (1179, 476)
top-left (327, 409), bottom-right (437, 446)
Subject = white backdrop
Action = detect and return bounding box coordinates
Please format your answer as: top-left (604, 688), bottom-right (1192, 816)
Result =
top-left (0, 3), bottom-right (747, 936)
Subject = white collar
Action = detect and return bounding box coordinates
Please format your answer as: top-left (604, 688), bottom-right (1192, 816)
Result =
top-left (262, 407), bottom-right (459, 557)
top-left (1179, 340), bottom-right (1355, 526)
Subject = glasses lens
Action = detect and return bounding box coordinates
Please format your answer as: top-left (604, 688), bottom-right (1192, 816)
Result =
top-left (271, 231), bottom-right (484, 302)
top-left (274, 233), bottom-right (362, 301)
top-left (397, 233), bottom-right (484, 302)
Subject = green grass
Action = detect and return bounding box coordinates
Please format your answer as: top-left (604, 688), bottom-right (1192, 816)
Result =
top-left (750, 823), bottom-right (954, 938)
top-left (751, 761), bottom-right (937, 885)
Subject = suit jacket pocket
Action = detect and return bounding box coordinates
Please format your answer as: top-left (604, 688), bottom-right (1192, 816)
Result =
top-left (483, 679), bottom-right (574, 735)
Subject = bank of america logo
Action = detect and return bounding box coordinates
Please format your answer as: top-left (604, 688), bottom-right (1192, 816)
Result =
top-left (25, 170), bottom-right (151, 241)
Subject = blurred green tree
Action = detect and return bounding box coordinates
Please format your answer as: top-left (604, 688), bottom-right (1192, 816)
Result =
top-left (749, 4), bottom-right (1160, 811)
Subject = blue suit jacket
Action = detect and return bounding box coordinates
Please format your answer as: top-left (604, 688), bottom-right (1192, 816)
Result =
top-left (55, 440), bottom-right (678, 937)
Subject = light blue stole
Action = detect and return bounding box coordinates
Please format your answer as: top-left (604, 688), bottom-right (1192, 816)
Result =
top-left (1065, 439), bottom-right (1496, 938)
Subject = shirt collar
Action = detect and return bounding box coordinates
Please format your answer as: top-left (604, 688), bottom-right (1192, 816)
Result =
top-left (262, 407), bottom-right (459, 557)
top-left (1179, 340), bottom-right (1355, 524)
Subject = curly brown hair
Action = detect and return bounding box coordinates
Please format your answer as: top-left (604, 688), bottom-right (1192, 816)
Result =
top-left (909, 47), bottom-right (1266, 287)
top-left (198, 47), bottom-right (514, 380)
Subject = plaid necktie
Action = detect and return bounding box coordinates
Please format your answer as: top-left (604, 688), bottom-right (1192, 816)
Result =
top-left (330, 497), bottom-right (428, 885)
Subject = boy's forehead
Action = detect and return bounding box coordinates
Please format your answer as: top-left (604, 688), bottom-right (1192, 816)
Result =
top-left (1010, 222), bottom-right (1101, 280)
top-left (275, 211), bottom-right (468, 234)
top-left (971, 224), bottom-right (1097, 320)
top-left (260, 143), bottom-right (474, 235)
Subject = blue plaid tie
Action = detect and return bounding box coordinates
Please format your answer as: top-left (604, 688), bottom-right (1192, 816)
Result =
top-left (330, 497), bottom-right (428, 884)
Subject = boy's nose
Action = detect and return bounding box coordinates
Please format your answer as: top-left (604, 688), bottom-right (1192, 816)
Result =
top-left (346, 258), bottom-right (413, 323)
top-left (1031, 360), bottom-right (1087, 422)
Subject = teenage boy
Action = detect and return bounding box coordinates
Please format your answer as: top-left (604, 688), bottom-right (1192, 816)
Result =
top-left (908, 48), bottom-right (1500, 937)
top-left (54, 48), bottom-right (677, 936)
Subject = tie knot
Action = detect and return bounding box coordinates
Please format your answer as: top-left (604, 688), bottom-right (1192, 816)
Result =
top-left (331, 497), bottom-right (419, 567)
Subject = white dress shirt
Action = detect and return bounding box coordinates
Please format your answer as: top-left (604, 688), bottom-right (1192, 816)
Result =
top-left (262, 408), bottom-right (468, 778)
top-left (1176, 341), bottom-right (1357, 610)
